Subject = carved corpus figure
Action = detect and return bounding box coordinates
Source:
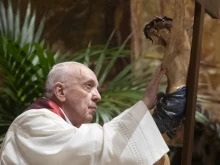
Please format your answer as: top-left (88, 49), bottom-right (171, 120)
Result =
top-left (144, 0), bottom-right (191, 138)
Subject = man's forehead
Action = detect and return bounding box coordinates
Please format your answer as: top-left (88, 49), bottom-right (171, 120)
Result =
top-left (72, 66), bottom-right (98, 83)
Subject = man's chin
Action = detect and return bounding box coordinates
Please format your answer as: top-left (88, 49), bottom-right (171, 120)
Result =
top-left (85, 115), bottom-right (94, 123)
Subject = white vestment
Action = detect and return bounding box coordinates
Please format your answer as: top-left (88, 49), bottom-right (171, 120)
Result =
top-left (0, 101), bottom-right (169, 165)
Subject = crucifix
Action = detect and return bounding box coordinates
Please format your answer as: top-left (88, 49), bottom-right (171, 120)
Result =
top-left (182, 0), bottom-right (220, 165)
top-left (142, 0), bottom-right (219, 164)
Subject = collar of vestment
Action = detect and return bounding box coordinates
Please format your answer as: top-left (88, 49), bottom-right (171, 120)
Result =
top-left (25, 97), bottom-right (66, 121)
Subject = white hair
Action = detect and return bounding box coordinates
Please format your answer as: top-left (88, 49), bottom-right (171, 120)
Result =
top-left (44, 62), bottom-right (86, 98)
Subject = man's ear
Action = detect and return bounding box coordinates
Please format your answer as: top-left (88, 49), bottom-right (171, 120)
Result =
top-left (53, 82), bottom-right (66, 102)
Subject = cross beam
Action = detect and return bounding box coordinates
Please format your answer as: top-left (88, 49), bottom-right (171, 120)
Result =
top-left (182, 0), bottom-right (219, 165)
top-left (196, 0), bottom-right (220, 19)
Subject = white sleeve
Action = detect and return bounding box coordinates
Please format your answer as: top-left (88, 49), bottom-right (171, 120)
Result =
top-left (0, 101), bottom-right (169, 165)
top-left (100, 101), bottom-right (169, 165)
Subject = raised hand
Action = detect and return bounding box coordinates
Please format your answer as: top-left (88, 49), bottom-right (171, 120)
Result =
top-left (142, 64), bottom-right (166, 109)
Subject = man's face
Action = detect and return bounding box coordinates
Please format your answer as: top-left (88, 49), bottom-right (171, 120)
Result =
top-left (63, 66), bottom-right (101, 127)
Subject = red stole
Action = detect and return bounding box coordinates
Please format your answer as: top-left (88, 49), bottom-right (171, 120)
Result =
top-left (25, 97), bottom-right (66, 121)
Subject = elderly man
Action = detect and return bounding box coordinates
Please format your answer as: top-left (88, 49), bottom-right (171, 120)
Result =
top-left (0, 62), bottom-right (173, 165)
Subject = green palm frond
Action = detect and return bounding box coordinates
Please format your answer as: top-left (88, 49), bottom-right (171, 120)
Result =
top-left (94, 57), bottom-right (167, 123)
top-left (0, 1), bottom-right (54, 144)
top-left (0, 38), bottom-right (54, 117)
top-left (0, 39), bottom-right (55, 144)
top-left (0, 0), bottom-right (45, 44)
top-left (94, 30), bottom-right (116, 78)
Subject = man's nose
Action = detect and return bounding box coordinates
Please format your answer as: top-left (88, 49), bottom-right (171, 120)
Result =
top-left (92, 88), bottom-right (101, 102)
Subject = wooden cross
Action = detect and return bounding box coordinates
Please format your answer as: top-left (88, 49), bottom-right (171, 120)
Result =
top-left (182, 0), bottom-right (220, 165)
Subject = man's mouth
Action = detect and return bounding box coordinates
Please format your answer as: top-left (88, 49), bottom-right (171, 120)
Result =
top-left (89, 106), bottom-right (97, 112)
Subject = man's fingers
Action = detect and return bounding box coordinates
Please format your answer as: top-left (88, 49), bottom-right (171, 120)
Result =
top-left (152, 64), bottom-right (166, 82)
top-left (142, 64), bottom-right (166, 109)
